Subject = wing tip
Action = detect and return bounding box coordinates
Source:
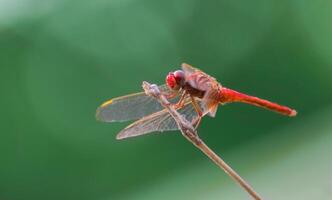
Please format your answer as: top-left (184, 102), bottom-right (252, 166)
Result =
top-left (95, 99), bottom-right (114, 122)
top-left (95, 107), bottom-right (104, 121)
top-left (101, 99), bottom-right (113, 107)
top-left (116, 131), bottom-right (131, 140)
top-left (116, 134), bottom-right (124, 140)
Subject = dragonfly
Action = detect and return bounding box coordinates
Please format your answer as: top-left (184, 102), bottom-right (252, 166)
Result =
top-left (96, 63), bottom-right (297, 140)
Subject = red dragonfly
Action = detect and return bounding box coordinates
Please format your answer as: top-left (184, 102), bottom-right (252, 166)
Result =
top-left (96, 63), bottom-right (297, 139)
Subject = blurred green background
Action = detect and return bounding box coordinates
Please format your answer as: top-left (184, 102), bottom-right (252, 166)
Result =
top-left (1, 0), bottom-right (332, 199)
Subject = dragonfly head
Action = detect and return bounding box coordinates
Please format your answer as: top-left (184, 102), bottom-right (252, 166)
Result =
top-left (166, 70), bottom-right (185, 90)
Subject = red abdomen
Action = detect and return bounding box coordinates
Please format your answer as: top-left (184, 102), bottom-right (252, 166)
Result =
top-left (219, 87), bottom-right (297, 117)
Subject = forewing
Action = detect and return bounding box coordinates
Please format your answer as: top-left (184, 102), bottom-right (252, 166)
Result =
top-left (96, 85), bottom-right (177, 122)
top-left (116, 99), bottom-right (204, 140)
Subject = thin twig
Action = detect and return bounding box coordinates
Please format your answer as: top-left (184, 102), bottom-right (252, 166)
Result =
top-left (142, 81), bottom-right (263, 200)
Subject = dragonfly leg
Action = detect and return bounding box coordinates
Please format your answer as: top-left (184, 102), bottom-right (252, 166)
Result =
top-left (164, 91), bottom-right (178, 99)
top-left (174, 91), bottom-right (187, 109)
top-left (190, 96), bottom-right (203, 130)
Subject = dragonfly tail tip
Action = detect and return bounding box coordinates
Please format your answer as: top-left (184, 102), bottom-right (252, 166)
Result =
top-left (290, 109), bottom-right (297, 117)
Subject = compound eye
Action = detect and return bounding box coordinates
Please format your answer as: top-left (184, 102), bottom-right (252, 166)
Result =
top-left (174, 70), bottom-right (185, 84)
top-left (166, 72), bottom-right (178, 89)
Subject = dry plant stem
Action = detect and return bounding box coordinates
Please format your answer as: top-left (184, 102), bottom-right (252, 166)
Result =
top-left (142, 81), bottom-right (263, 200)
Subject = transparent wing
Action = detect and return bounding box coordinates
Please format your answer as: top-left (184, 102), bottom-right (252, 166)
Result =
top-left (116, 99), bottom-right (204, 140)
top-left (96, 85), bottom-right (178, 122)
